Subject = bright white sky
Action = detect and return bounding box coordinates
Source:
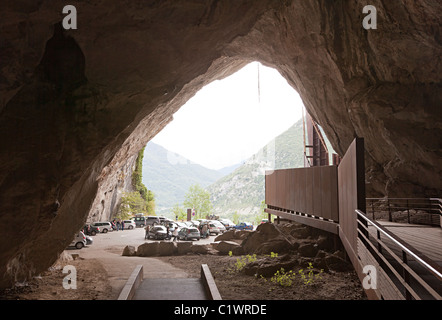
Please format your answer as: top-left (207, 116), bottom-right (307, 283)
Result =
top-left (151, 62), bottom-right (305, 170)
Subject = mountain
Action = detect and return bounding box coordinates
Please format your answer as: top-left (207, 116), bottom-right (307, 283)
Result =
top-left (217, 163), bottom-right (243, 176)
top-left (142, 142), bottom-right (224, 213)
top-left (207, 119), bottom-right (307, 221)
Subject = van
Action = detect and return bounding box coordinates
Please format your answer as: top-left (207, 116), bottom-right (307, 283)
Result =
top-left (145, 216), bottom-right (160, 226)
top-left (91, 221), bottom-right (113, 233)
top-left (133, 216), bottom-right (145, 227)
top-left (122, 220), bottom-right (136, 229)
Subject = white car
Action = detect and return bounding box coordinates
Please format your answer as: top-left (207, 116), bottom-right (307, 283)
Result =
top-left (210, 220), bottom-right (227, 233)
top-left (122, 220), bottom-right (136, 230)
top-left (92, 221), bottom-right (113, 233)
top-left (69, 232), bottom-right (87, 249)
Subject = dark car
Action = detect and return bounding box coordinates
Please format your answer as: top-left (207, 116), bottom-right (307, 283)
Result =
top-left (178, 227), bottom-right (201, 241)
top-left (133, 216), bottom-right (147, 228)
top-left (147, 225), bottom-right (169, 240)
top-left (220, 219), bottom-right (235, 230)
top-left (82, 224), bottom-right (100, 236)
top-left (233, 222), bottom-right (253, 231)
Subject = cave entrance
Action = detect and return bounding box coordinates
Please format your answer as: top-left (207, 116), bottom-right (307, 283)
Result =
top-left (139, 61), bottom-right (334, 223)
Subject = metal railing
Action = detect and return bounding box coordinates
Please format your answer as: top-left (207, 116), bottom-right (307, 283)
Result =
top-left (356, 209), bottom-right (442, 300)
top-left (366, 198), bottom-right (442, 227)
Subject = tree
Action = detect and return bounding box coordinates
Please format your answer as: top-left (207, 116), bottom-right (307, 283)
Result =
top-left (254, 200), bottom-right (268, 225)
top-left (129, 146), bottom-right (156, 216)
top-left (118, 191), bottom-right (147, 219)
top-left (183, 184), bottom-right (213, 220)
top-left (171, 203), bottom-right (186, 221)
top-left (232, 211), bottom-right (240, 225)
top-left (145, 190), bottom-right (156, 215)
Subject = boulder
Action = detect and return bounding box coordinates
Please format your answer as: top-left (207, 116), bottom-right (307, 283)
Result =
top-left (316, 235), bottom-right (334, 252)
top-left (176, 242), bottom-right (193, 255)
top-left (216, 241), bottom-right (241, 255)
top-left (235, 230), bottom-right (252, 240)
top-left (324, 253), bottom-right (353, 272)
top-left (122, 245), bottom-right (136, 256)
top-left (244, 255), bottom-right (299, 277)
top-left (290, 227), bottom-right (312, 239)
top-left (190, 244), bottom-right (212, 254)
top-left (297, 243), bottom-right (318, 258)
top-left (231, 246), bottom-right (245, 256)
top-left (158, 242), bottom-right (176, 256)
top-left (137, 242), bottom-right (159, 257)
top-left (256, 222), bottom-right (281, 238)
top-left (214, 230), bottom-right (251, 241)
top-left (254, 237), bottom-right (296, 255)
top-left (241, 223), bottom-right (296, 255)
top-left (214, 230), bottom-right (236, 241)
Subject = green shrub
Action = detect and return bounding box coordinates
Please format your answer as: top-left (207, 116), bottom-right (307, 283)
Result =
top-left (298, 262), bottom-right (323, 286)
top-left (271, 268), bottom-right (296, 287)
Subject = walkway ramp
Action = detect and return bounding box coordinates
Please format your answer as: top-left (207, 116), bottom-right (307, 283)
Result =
top-left (133, 278), bottom-right (208, 300)
top-left (118, 264), bottom-right (221, 300)
top-left (265, 138), bottom-right (442, 300)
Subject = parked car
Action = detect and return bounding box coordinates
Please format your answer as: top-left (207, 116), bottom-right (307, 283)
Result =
top-left (122, 220), bottom-right (136, 230)
top-left (220, 219), bottom-right (235, 230)
top-left (133, 216), bottom-right (146, 227)
top-left (69, 232), bottom-right (87, 249)
top-left (207, 222), bottom-right (221, 235)
top-left (158, 216), bottom-right (167, 224)
top-left (147, 225), bottom-right (169, 240)
top-left (233, 222), bottom-right (253, 231)
top-left (92, 222), bottom-right (113, 233)
top-left (85, 235), bottom-right (93, 245)
top-left (260, 219), bottom-right (269, 224)
top-left (210, 220), bottom-right (226, 233)
top-left (178, 227), bottom-right (201, 241)
top-left (190, 220), bottom-right (200, 228)
top-left (82, 224), bottom-right (100, 236)
top-left (162, 218), bottom-right (175, 228)
top-left (145, 216), bottom-right (161, 226)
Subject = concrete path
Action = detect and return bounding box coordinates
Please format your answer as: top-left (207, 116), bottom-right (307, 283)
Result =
top-left (133, 278), bottom-right (209, 300)
top-left (77, 228), bottom-right (191, 299)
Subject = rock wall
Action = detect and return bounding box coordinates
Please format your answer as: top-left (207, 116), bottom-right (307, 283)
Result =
top-left (0, 0), bottom-right (440, 288)
top-left (87, 154), bottom-right (136, 223)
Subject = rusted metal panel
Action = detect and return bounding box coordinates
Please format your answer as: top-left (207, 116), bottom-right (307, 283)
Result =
top-left (288, 168), bottom-right (296, 210)
top-left (337, 138), bottom-right (366, 266)
top-left (330, 167), bottom-right (339, 221)
top-left (312, 166), bottom-right (322, 217)
top-left (305, 168), bottom-right (314, 214)
top-left (298, 168), bottom-right (306, 213)
top-left (265, 165), bottom-right (339, 222)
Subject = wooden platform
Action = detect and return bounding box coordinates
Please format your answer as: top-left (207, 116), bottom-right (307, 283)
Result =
top-left (374, 220), bottom-right (442, 265)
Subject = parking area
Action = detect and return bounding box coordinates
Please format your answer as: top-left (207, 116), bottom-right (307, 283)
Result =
top-left (71, 226), bottom-right (217, 299)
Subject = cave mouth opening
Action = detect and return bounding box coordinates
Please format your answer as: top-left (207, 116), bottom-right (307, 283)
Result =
top-left (133, 61), bottom-right (338, 222)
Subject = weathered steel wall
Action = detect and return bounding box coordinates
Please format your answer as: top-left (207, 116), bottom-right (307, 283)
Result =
top-left (265, 165), bottom-right (339, 221)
